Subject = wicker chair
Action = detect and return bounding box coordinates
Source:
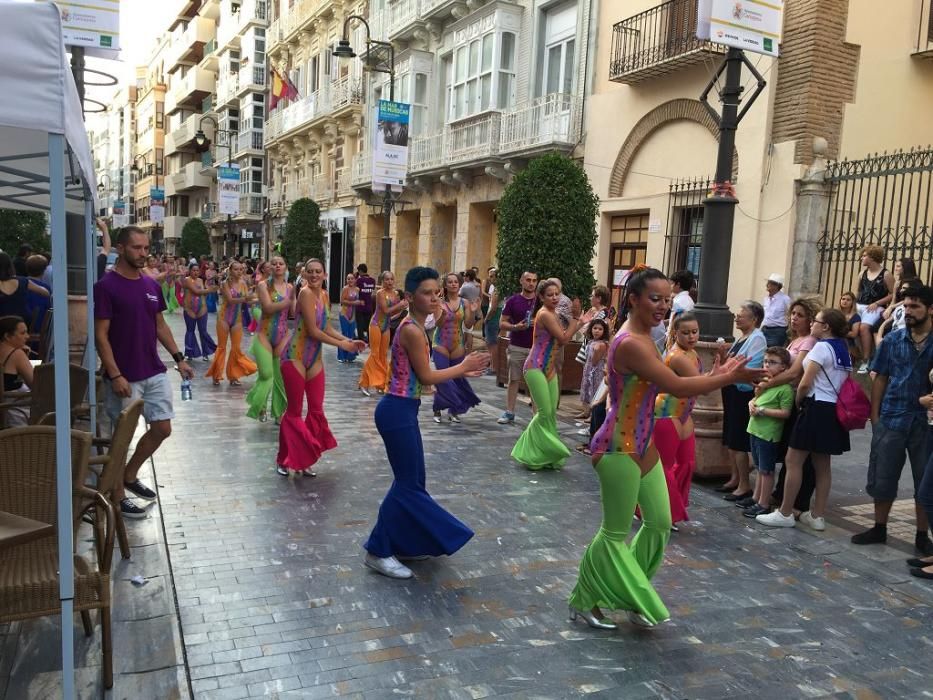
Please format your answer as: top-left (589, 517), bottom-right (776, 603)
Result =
top-left (87, 399), bottom-right (144, 560)
top-left (0, 362), bottom-right (90, 428)
top-left (0, 427), bottom-right (115, 689)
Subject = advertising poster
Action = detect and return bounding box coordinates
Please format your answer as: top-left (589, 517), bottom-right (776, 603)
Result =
top-left (708, 0), bottom-right (783, 57)
top-left (112, 199), bottom-right (128, 228)
top-left (56, 0), bottom-right (120, 56)
top-left (150, 187), bottom-right (165, 224)
top-left (218, 165), bottom-right (241, 216)
top-left (372, 100), bottom-right (410, 188)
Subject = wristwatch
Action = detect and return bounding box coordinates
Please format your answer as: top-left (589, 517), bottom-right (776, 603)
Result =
top-left (172, 351), bottom-right (185, 363)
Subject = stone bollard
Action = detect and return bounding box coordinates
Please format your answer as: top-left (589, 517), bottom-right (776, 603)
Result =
top-left (692, 340), bottom-right (732, 478)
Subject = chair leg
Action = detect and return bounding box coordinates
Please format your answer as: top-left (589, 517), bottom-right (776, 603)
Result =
top-left (116, 510), bottom-right (131, 560)
top-left (80, 609), bottom-right (92, 636)
top-left (101, 605), bottom-right (113, 689)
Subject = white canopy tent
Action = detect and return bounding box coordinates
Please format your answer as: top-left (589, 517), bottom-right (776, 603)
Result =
top-left (0, 2), bottom-right (100, 696)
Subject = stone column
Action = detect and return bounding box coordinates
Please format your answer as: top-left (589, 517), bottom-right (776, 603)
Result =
top-left (789, 138), bottom-right (831, 298)
top-left (417, 200), bottom-right (433, 266)
top-left (692, 341), bottom-right (732, 478)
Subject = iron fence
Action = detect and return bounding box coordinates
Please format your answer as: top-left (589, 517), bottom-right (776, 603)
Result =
top-left (817, 148), bottom-right (933, 304)
top-left (662, 177), bottom-right (711, 280)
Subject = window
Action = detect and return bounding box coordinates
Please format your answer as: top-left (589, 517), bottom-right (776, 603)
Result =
top-left (450, 32), bottom-right (514, 120)
top-left (499, 32), bottom-right (516, 108)
top-left (540, 3), bottom-right (576, 96)
top-left (308, 54), bottom-right (320, 94)
top-left (411, 73), bottom-right (428, 136)
top-left (607, 213), bottom-right (649, 310)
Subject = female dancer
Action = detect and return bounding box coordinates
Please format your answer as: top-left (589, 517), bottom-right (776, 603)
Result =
top-left (247, 260), bottom-right (271, 336)
top-left (363, 266), bottom-right (489, 580)
top-left (161, 258), bottom-right (180, 314)
top-left (358, 271), bottom-right (408, 396)
top-left (653, 312), bottom-right (702, 528)
top-left (511, 280), bottom-right (593, 470)
top-left (205, 261), bottom-right (218, 314)
top-left (568, 267), bottom-right (761, 630)
top-left (432, 272), bottom-right (482, 423)
top-left (182, 264), bottom-right (217, 361)
top-left (277, 259), bottom-right (365, 477)
top-left (245, 256), bottom-right (291, 422)
top-left (338, 273), bottom-right (362, 363)
top-left (174, 258), bottom-right (186, 310)
top-left (206, 261), bottom-right (258, 386)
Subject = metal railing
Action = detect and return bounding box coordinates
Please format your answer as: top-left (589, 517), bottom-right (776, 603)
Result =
top-left (201, 202), bottom-right (218, 220)
top-left (269, 0), bottom-right (320, 49)
top-left (263, 78), bottom-right (362, 145)
top-left (499, 93), bottom-right (581, 153)
top-left (609, 0), bottom-right (726, 83)
top-left (239, 193), bottom-right (264, 216)
top-left (447, 112), bottom-right (501, 163)
top-left (409, 130), bottom-right (446, 172)
top-left (335, 169), bottom-right (352, 198)
top-left (238, 65), bottom-right (266, 92)
top-left (311, 173), bottom-right (331, 203)
top-left (387, 0), bottom-right (421, 36)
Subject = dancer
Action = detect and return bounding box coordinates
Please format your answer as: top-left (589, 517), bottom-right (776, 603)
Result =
top-left (245, 256), bottom-right (291, 422)
top-left (432, 272), bottom-right (482, 423)
top-left (363, 266), bottom-right (489, 580)
top-left (161, 258), bottom-right (179, 314)
top-left (338, 273), bottom-right (362, 363)
top-left (568, 267), bottom-right (761, 630)
top-left (653, 312), bottom-right (702, 528)
top-left (182, 264), bottom-right (217, 362)
top-left (511, 280), bottom-right (593, 470)
top-left (358, 271), bottom-right (408, 396)
top-left (206, 261), bottom-right (258, 386)
top-left (277, 259), bottom-right (365, 477)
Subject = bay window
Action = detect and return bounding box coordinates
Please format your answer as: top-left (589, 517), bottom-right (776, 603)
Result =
top-left (446, 30), bottom-right (516, 122)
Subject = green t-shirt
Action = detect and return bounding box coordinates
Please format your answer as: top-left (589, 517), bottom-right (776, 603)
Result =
top-left (747, 384), bottom-right (794, 443)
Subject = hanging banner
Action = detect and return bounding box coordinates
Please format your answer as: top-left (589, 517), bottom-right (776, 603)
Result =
top-left (218, 165), bottom-right (241, 216)
top-left (707, 0), bottom-right (783, 57)
top-left (54, 0), bottom-right (121, 57)
top-left (372, 100), bottom-right (410, 188)
top-left (150, 187), bottom-right (165, 224)
top-left (112, 199), bottom-right (128, 228)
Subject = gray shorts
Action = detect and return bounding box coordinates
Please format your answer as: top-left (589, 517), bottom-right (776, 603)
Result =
top-left (507, 345), bottom-right (530, 384)
top-left (105, 372), bottom-right (175, 425)
top-left (866, 418), bottom-right (931, 501)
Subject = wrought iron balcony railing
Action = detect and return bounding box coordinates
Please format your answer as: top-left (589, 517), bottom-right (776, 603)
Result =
top-left (609, 0), bottom-right (726, 84)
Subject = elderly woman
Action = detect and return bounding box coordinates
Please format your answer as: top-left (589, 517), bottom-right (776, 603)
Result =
top-left (717, 300), bottom-right (767, 502)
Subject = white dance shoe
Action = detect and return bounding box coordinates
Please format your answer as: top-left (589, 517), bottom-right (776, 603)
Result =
top-left (364, 553), bottom-right (413, 579)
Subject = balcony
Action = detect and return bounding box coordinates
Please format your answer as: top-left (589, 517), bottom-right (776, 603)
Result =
top-left (216, 73), bottom-right (239, 107)
top-left (200, 202), bottom-right (218, 221)
top-left (234, 128), bottom-right (264, 157)
top-left (165, 112), bottom-right (214, 155)
top-left (263, 78), bottom-right (363, 146)
top-left (268, 0), bottom-right (321, 52)
top-left (200, 38), bottom-right (219, 71)
top-left (165, 16), bottom-right (216, 72)
top-left (239, 193), bottom-right (264, 216)
top-left (409, 130), bottom-right (446, 173)
top-left (499, 93), bottom-right (581, 154)
top-left (351, 152), bottom-right (371, 187)
top-left (285, 183), bottom-right (302, 204)
top-left (166, 66), bottom-right (216, 114)
top-left (609, 0), bottom-right (727, 84)
top-left (171, 161), bottom-right (213, 191)
top-left (163, 215), bottom-right (187, 241)
top-left (237, 64), bottom-right (266, 95)
top-left (447, 112), bottom-right (501, 163)
top-left (217, 0), bottom-right (268, 49)
top-left (387, 0), bottom-right (422, 39)
top-left (310, 173), bottom-right (331, 203)
top-left (335, 169), bottom-right (352, 199)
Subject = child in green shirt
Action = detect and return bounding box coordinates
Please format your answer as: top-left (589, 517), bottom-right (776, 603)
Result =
top-left (743, 347), bottom-right (794, 518)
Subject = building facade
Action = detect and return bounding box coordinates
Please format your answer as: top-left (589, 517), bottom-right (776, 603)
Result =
top-left (133, 39), bottom-right (170, 253)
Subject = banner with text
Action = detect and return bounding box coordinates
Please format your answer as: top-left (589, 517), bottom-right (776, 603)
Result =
top-left (704, 0), bottom-right (783, 57)
top-left (372, 100), bottom-right (410, 188)
top-left (218, 165), bottom-right (241, 216)
top-left (112, 199), bottom-right (128, 228)
top-left (56, 0), bottom-right (121, 57)
top-left (150, 187), bottom-right (164, 224)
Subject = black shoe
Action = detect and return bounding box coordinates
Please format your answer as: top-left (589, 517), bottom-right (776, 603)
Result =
top-left (915, 534), bottom-right (933, 556)
top-left (851, 525), bottom-right (887, 545)
top-left (909, 567), bottom-right (933, 580)
top-left (743, 504), bottom-right (770, 518)
top-left (906, 556), bottom-right (933, 568)
top-left (119, 498), bottom-right (148, 520)
top-left (735, 496), bottom-right (756, 508)
top-left (724, 490), bottom-right (753, 502)
top-left (715, 484), bottom-right (739, 493)
top-left (123, 480), bottom-right (157, 501)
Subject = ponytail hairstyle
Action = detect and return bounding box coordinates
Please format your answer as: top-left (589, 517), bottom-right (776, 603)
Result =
top-left (266, 255), bottom-right (285, 293)
top-left (532, 279), bottom-right (560, 319)
top-left (616, 264), bottom-right (667, 329)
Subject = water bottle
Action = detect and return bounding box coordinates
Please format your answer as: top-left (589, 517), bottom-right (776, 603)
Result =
top-left (524, 309), bottom-right (532, 327)
top-left (180, 378), bottom-right (192, 401)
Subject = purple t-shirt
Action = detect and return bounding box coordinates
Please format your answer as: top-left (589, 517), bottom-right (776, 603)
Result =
top-left (502, 293), bottom-right (536, 349)
top-left (94, 271), bottom-right (167, 382)
top-left (357, 275), bottom-right (376, 314)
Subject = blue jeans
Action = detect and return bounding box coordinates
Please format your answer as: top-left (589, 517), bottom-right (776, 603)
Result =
top-left (917, 429), bottom-right (933, 526)
top-left (762, 326), bottom-right (788, 349)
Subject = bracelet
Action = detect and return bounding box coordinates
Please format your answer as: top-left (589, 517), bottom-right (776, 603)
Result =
top-left (108, 374), bottom-right (122, 381)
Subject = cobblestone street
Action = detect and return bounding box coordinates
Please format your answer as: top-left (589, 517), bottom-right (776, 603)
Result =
top-left (3, 313), bottom-right (933, 699)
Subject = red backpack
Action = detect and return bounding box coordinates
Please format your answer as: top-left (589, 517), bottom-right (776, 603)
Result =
top-left (821, 367), bottom-right (871, 430)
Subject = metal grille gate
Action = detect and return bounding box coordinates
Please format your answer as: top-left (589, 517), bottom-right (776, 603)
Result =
top-left (662, 177), bottom-right (711, 279)
top-left (818, 148), bottom-right (933, 303)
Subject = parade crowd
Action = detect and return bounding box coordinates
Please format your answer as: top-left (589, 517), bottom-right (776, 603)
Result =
top-left (2, 226), bottom-right (933, 631)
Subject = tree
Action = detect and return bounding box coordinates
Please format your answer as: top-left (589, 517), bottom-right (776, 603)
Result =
top-left (280, 197), bottom-right (325, 266)
top-left (0, 208), bottom-right (50, 255)
top-left (180, 218), bottom-right (211, 259)
top-left (495, 153), bottom-right (599, 302)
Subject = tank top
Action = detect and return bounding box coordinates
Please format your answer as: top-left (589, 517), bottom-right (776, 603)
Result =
top-left (655, 348), bottom-right (702, 424)
top-left (220, 282), bottom-right (246, 326)
top-left (857, 268), bottom-right (889, 305)
top-left (387, 317), bottom-right (425, 399)
top-left (523, 313), bottom-right (558, 377)
top-left (285, 292), bottom-right (328, 369)
top-left (260, 285), bottom-right (291, 346)
top-left (2, 348), bottom-right (24, 392)
top-left (372, 289), bottom-right (398, 332)
top-left (184, 280), bottom-right (206, 315)
top-left (434, 299), bottom-right (465, 351)
top-left (342, 288), bottom-right (359, 320)
top-left (591, 331), bottom-right (660, 459)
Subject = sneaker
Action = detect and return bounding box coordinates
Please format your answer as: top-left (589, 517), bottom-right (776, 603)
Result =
top-left (576, 428), bottom-right (590, 436)
top-left (742, 503), bottom-right (770, 518)
top-left (398, 555), bottom-right (430, 561)
top-left (857, 361), bottom-right (869, 374)
top-left (851, 524), bottom-right (887, 545)
top-left (276, 465), bottom-right (288, 476)
top-left (735, 496), bottom-right (757, 508)
top-left (364, 553), bottom-right (413, 579)
top-left (799, 511), bottom-right (826, 531)
top-left (497, 411), bottom-right (515, 425)
top-left (304, 469), bottom-right (317, 478)
top-left (119, 498), bottom-right (148, 520)
top-left (433, 411), bottom-right (443, 424)
top-left (449, 414), bottom-right (461, 423)
top-left (123, 480), bottom-right (157, 501)
top-left (756, 510), bottom-right (796, 528)
top-left (360, 386), bottom-right (371, 397)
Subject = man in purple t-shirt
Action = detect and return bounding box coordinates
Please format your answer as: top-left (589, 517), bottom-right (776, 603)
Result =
top-left (355, 263), bottom-right (377, 342)
top-left (497, 270), bottom-right (539, 424)
top-left (94, 226), bottom-right (194, 521)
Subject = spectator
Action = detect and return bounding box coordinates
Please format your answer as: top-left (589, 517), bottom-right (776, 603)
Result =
top-left (875, 279), bottom-right (917, 346)
top-left (670, 270), bottom-right (695, 315)
top-left (576, 318), bottom-right (609, 422)
top-left (758, 309), bottom-right (853, 530)
top-left (96, 218), bottom-right (112, 280)
top-left (0, 252), bottom-right (50, 320)
top-left (911, 366), bottom-right (933, 579)
top-left (355, 263), bottom-right (376, 342)
top-left (761, 273), bottom-right (792, 348)
top-left (0, 315), bottom-right (34, 427)
top-left (482, 267), bottom-right (501, 375)
top-left (851, 284), bottom-right (933, 555)
top-left (854, 245), bottom-right (895, 373)
top-left (24, 254), bottom-right (51, 334)
top-left (838, 291), bottom-right (862, 362)
top-left (12, 244), bottom-right (31, 277)
top-left (94, 226), bottom-right (195, 521)
top-left (497, 270), bottom-right (538, 424)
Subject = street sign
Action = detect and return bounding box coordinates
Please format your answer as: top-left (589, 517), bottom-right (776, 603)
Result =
top-left (112, 199), bottom-right (128, 228)
top-left (372, 100), bottom-right (410, 188)
top-left (700, 0), bottom-right (784, 57)
top-left (53, 0), bottom-right (121, 57)
top-left (218, 165), bottom-right (241, 215)
top-left (150, 187), bottom-right (164, 224)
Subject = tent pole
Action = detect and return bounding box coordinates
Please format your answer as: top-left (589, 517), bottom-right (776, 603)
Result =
top-left (84, 196), bottom-right (97, 437)
top-left (49, 132), bottom-right (75, 700)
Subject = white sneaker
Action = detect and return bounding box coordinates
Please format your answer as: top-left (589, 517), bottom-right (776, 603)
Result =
top-left (576, 428), bottom-right (590, 436)
top-left (360, 386), bottom-right (371, 397)
top-left (799, 511), bottom-right (826, 531)
top-left (857, 361), bottom-right (869, 375)
top-left (364, 553), bottom-right (413, 579)
top-left (756, 510), bottom-right (796, 528)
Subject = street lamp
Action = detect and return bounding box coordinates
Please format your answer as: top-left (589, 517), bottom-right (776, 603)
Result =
top-left (194, 114), bottom-right (237, 258)
top-left (335, 14), bottom-right (396, 273)
top-left (96, 173), bottom-right (112, 219)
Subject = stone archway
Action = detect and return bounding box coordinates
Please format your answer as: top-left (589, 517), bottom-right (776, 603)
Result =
top-left (607, 98), bottom-right (739, 198)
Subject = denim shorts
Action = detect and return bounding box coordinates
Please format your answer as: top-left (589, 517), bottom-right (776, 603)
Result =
top-left (866, 418), bottom-right (931, 501)
top-left (104, 372), bottom-right (174, 425)
top-left (749, 434), bottom-right (779, 474)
